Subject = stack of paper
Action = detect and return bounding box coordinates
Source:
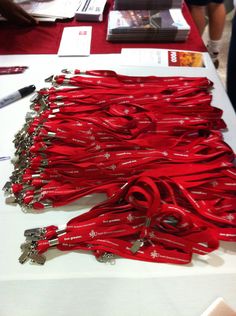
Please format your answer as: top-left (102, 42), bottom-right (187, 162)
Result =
top-left (113, 0), bottom-right (183, 10)
top-left (107, 9), bottom-right (190, 42)
top-left (14, 0), bottom-right (80, 22)
top-left (75, 0), bottom-right (107, 21)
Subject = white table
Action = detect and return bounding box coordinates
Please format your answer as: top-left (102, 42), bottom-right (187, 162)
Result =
top-left (0, 54), bottom-right (235, 316)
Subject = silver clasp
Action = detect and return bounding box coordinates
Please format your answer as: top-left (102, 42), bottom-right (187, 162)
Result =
top-left (96, 252), bottom-right (116, 265)
top-left (130, 239), bottom-right (144, 254)
top-left (19, 241), bottom-right (46, 265)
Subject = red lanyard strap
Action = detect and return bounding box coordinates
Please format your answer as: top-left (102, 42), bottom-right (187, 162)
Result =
top-left (10, 138), bottom-right (235, 210)
top-left (61, 69), bottom-right (213, 90)
top-left (19, 175), bottom-right (222, 265)
top-left (3, 70), bottom-right (235, 267)
top-left (0, 66), bottom-right (28, 75)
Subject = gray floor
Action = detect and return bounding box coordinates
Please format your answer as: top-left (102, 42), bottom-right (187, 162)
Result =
top-left (203, 10), bottom-right (234, 87)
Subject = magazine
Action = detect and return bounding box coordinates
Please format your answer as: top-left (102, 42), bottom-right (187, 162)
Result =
top-left (107, 9), bottom-right (190, 42)
top-left (113, 0), bottom-right (183, 10)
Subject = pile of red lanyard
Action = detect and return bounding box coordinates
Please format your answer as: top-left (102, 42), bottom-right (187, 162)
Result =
top-left (3, 69), bottom-right (236, 265)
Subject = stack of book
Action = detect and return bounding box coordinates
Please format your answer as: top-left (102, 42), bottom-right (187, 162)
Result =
top-left (106, 9), bottom-right (190, 42)
top-left (114, 0), bottom-right (183, 10)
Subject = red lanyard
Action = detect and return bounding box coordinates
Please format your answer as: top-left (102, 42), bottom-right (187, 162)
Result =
top-left (21, 175), bottom-right (221, 265)
top-left (2, 69), bottom-right (235, 265)
top-left (0, 66), bottom-right (28, 75)
top-left (7, 72), bottom-right (234, 217)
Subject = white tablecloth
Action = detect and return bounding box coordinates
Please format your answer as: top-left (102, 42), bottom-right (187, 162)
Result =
top-left (0, 54), bottom-right (235, 316)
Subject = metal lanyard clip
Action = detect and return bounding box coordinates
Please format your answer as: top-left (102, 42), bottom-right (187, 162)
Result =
top-left (19, 241), bottom-right (46, 265)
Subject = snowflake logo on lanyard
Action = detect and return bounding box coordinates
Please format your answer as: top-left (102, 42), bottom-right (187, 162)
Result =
top-left (104, 153), bottom-right (110, 159)
top-left (225, 214), bottom-right (234, 222)
top-left (149, 231), bottom-right (156, 239)
top-left (127, 213), bottom-right (134, 222)
top-left (89, 230), bottom-right (97, 238)
top-left (150, 250), bottom-right (159, 259)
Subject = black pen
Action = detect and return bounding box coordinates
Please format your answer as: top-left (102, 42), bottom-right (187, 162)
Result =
top-left (0, 85), bottom-right (36, 109)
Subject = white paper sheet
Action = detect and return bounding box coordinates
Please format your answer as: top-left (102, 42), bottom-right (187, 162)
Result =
top-left (57, 26), bottom-right (92, 56)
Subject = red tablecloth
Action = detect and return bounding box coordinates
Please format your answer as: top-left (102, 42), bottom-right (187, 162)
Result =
top-left (0, 1), bottom-right (206, 55)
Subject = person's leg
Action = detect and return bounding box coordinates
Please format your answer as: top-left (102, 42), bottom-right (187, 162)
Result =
top-left (207, 1), bottom-right (226, 67)
top-left (188, 5), bottom-right (207, 35)
top-left (227, 13), bottom-right (236, 111)
top-left (185, 0), bottom-right (208, 35)
top-left (207, 2), bottom-right (226, 40)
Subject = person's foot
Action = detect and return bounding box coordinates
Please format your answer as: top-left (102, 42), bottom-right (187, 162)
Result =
top-left (212, 57), bottom-right (219, 69)
top-left (207, 45), bottom-right (219, 69)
